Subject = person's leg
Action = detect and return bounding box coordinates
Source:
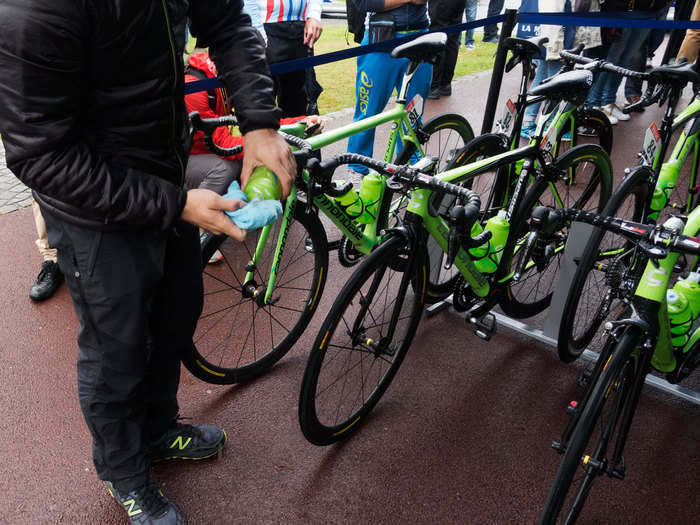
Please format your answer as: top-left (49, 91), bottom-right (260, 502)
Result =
top-left (265, 21), bottom-right (309, 117)
top-left (185, 154), bottom-right (242, 194)
top-left (483, 0), bottom-right (505, 42)
top-left (347, 37), bottom-right (399, 173)
top-left (584, 45), bottom-right (610, 107)
top-left (29, 199), bottom-right (63, 301)
top-left (435, 0), bottom-right (466, 92)
top-left (464, 0), bottom-right (477, 47)
top-left (33, 199), bottom-right (57, 263)
top-left (678, 0), bottom-right (700, 63)
top-left (43, 210), bottom-right (170, 493)
top-left (145, 220), bottom-right (203, 441)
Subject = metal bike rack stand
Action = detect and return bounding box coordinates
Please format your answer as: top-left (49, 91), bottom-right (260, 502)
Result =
top-left (426, 222), bottom-right (700, 407)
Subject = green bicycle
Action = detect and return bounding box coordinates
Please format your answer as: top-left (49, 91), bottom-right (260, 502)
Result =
top-left (427, 39), bottom-right (615, 313)
top-left (298, 105), bottom-right (613, 446)
top-left (186, 33), bottom-right (475, 384)
top-left (523, 205), bottom-right (700, 524)
top-left (556, 54), bottom-right (700, 363)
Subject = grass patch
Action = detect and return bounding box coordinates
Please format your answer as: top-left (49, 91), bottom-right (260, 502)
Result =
top-left (314, 25), bottom-right (498, 115)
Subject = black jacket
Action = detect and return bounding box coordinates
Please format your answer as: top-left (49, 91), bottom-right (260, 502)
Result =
top-left (0, 0), bottom-right (280, 231)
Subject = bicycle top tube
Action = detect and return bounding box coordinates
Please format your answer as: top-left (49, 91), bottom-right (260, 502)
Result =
top-left (305, 103), bottom-right (411, 151)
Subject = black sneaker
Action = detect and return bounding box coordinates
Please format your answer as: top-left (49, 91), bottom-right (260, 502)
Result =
top-left (107, 479), bottom-right (185, 524)
top-left (427, 86), bottom-right (441, 100)
top-left (29, 260), bottom-right (63, 302)
top-left (439, 84), bottom-right (452, 97)
top-left (149, 423), bottom-right (226, 463)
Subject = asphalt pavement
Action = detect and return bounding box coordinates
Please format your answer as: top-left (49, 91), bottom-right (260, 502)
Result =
top-left (1, 50), bottom-right (699, 524)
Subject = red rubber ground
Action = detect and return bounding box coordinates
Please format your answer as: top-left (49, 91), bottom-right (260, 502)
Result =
top-left (1, 59), bottom-right (698, 524)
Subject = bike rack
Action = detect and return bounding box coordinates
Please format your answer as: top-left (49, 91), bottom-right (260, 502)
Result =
top-left (426, 222), bottom-right (700, 407)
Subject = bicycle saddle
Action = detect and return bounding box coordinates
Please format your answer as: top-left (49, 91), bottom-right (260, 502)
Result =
top-left (391, 32), bottom-right (447, 63)
top-left (528, 69), bottom-right (594, 104)
top-left (649, 59), bottom-right (700, 86)
top-left (503, 36), bottom-right (549, 58)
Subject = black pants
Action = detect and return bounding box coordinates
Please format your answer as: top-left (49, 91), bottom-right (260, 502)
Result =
top-left (265, 20), bottom-right (311, 117)
top-left (429, 0), bottom-right (467, 89)
top-left (484, 0), bottom-right (505, 41)
top-left (43, 210), bottom-right (203, 492)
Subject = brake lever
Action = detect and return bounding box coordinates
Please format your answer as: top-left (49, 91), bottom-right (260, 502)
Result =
top-left (445, 205), bottom-right (466, 270)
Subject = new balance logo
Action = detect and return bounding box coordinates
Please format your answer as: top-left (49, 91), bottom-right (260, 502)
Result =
top-left (122, 499), bottom-right (143, 517)
top-left (169, 436), bottom-right (192, 450)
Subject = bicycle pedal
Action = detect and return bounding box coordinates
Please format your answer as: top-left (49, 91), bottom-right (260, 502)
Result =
top-left (469, 312), bottom-right (496, 341)
top-left (551, 441), bottom-right (566, 454)
top-left (609, 456), bottom-right (626, 479)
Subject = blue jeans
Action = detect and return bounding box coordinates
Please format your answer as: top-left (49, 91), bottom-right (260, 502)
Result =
top-left (347, 32), bottom-right (433, 174)
top-left (524, 60), bottom-right (563, 122)
top-left (463, 0), bottom-right (477, 46)
top-left (587, 26), bottom-right (653, 107)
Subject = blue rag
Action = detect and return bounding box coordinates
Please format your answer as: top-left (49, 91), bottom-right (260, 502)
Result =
top-left (222, 181), bottom-right (283, 230)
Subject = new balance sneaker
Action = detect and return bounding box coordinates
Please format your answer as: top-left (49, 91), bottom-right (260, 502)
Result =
top-left (597, 105), bottom-right (618, 125)
top-left (604, 103), bottom-right (630, 122)
top-left (149, 423), bottom-right (226, 463)
top-left (29, 260), bottom-right (63, 302)
top-left (107, 479), bottom-right (184, 524)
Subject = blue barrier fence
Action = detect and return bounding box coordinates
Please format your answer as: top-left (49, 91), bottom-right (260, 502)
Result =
top-left (185, 11), bottom-right (700, 95)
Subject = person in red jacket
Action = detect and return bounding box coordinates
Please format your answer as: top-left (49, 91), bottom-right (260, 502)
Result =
top-left (185, 52), bottom-right (322, 195)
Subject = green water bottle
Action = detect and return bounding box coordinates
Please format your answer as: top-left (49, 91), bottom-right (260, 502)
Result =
top-left (357, 172), bottom-right (383, 224)
top-left (333, 182), bottom-right (364, 220)
top-left (474, 210), bottom-right (510, 274)
top-left (667, 288), bottom-right (693, 348)
top-left (674, 272), bottom-right (700, 319)
top-left (245, 166), bottom-right (282, 201)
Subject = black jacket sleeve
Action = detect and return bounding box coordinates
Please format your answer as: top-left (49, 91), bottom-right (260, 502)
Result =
top-left (189, 0), bottom-right (281, 134)
top-left (0, 2), bottom-right (186, 230)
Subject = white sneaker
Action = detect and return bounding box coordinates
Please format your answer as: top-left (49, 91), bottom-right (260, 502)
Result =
top-left (597, 105), bottom-right (618, 125)
top-left (606, 103), bottom-right (630, 122)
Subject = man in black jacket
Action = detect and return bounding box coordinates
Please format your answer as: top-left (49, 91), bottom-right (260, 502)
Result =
top-left (0, 1), bottom-right (295, 523)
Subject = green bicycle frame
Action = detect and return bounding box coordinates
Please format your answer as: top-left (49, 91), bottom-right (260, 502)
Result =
top-left (249, 101), bottom-right (426, 304)
top-left (647, 97), bottom-right (700, 218)
top-left (635, 205), bottom-right (700, 372)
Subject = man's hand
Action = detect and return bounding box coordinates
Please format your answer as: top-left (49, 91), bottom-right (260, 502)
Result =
top-left (181, 188), bottom-right (247, 241)
top-left (241, 128), bottom-right (296, 198)
top-left (304, 17), bottom-right (323, 48)
top-left (302, 115), bottom-right (325, 135)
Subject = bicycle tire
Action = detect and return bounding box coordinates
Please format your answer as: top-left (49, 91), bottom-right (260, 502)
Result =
top-left (394, 112), bottom-right (474, 171)
top-left (553, 107), bottom-right (614, 158)
top-left (422, 133), bottom-right (510, 303)
top-left (299, 234), bottom-right (427, 445)
top-left (500, 143), bottom-right (613, 318)
top-left (538, 329), bottom-right (641, 525)
top-left (184, 206), bottom-right (328, 384)
top-left (557, 167), bottom-right (651, 363)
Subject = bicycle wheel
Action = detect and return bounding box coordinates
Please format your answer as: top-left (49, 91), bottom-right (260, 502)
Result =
top-left (183, 206), bottom-right (328, 384)
top-left (538, 329), bottom-right (641, 525)
top-left (500, 143), bottom-right (613, 318)
top-left (553, 107), bottom-right (614, 158)
top-left (422, 133), bottom-right (509, 303)
top-left (299, 234), bottom-right (427, 445)
top-left (394, 112), bottom-right (474, 171)
top-left (557, 167), bottom-right (651, 363)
